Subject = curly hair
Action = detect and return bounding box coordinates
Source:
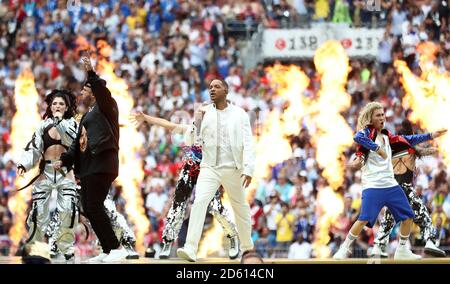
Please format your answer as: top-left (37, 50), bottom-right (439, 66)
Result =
top-left (356, 101), bottom-right (384, 131)
top-left (43, 89), bottom-right (77, 119)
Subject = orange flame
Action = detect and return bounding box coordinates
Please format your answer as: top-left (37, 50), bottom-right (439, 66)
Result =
top-left (416, 42), bottom-right (439, 63)
top-left (74, 36), bottom-right (96, 57)
top-left (96, 40), bottom-right (113, 58)
top-left (197, 218), bottom-right (224, 258)
top-left (310, 41), bottom-right (351, 257)
top-left (266, 65), bottom-right (311, 135)
top-left (314, 185), bottom-right (344, 257)
top-left (9, 68), bottom-right (41, 254)
top-left (394, 42), bottom-right (450, 166)
top-left (198, 192), bottom-right (236, 258)
top-left (96, 41), bottom-right (150, 253)
top-left (311, 40), bottom-right (353, 188)
top-left (251, 65), bottom-right (310, 190)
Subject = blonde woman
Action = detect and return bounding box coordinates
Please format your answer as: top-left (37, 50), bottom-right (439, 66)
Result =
top-left (349, 120), bottom-right (447, 258)
top-left (334, 102), bottom-right (446, 260)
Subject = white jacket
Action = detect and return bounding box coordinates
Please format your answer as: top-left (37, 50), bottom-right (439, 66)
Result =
top-left (18, 117), bottom-right (78, 171)
top-left (184, 103), bottom-right (255, 177)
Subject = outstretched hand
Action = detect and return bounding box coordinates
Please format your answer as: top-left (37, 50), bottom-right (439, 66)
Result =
top-left (432, 129), bottom-right (448, 139)
top-left (81, 51), bottom-right (94, 72)
top-left (130, 111), bottom-right (145, 128)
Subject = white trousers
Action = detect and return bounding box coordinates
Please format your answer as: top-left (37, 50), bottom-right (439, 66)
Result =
top-left (184, 167), bottom-right (254, 254)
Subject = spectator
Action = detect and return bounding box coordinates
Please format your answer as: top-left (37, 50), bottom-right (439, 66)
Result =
top-left (145, 184), bottom-right (168, 231)
top-left (275, 202), bottom-right (295, 255)
top-left (313, 0), bottom-right (330, 22)
top-left (274, 174), bottom-right (294, 203)
top-left (263, 192), bottom-right (281, 248)
top-left (332, 0), bottom-right (352, 25)
top-left (240, 250), bottom-right (264, 263)
top-left (434, 216), bottom-right (450, 249)
top-left (288, 234), bottom-right (313, 259)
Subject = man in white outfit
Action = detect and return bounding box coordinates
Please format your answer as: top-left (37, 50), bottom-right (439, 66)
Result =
top-left (177, 79), bottom-right (255, 262)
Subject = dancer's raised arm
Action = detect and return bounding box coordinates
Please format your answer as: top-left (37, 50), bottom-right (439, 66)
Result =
top-left (130, 112), bottom-right (187, 134)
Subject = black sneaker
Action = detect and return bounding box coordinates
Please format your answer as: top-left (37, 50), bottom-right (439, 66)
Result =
top-left (64, 253), bottom-right (75, 261)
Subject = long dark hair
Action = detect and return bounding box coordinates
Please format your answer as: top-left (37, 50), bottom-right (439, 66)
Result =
top-left (43, 89), bottom-right (77, 119)
top-left (399, 120), bottom-right (423, 158)
top-left (398, 120), bottom-right (413, 136)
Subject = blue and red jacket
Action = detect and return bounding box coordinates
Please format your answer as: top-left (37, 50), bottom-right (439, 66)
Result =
top-left (354, 126), bottom-right (433, 161)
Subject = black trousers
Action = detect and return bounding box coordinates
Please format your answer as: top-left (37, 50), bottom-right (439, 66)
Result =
top-left (81, 173), bottom-right (120, 253)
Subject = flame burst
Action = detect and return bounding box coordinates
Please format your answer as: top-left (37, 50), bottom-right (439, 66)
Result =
top-left (252, 65), bottom-right (310, 188)
top-left (314, 186), bottom-right (344, 257)
top-left (197, 192), bottom-right (235, 258)
top-left (9, 69), bottom-right (41, 254)
top-left (252, 110), bottom-right (295, 185)
top-left (312, 41), bottom-right (353, 188)
top-left (96, 41), bottom-right (149, 253)
top-left (197, 218), bottom-right (224, 258)
top-left (394, 42), bottom-right (450, 166)
top-left (267, 65), bottom-right (311, 136)
top-left (74, 36), bottom-right (96, 56)
top-left (310, 41), bottom-right (351, 257)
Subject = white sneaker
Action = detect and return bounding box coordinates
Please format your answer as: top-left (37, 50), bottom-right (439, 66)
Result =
top-left (50, 252), bottom-right (64, 260)
top-left (177, 247), bottom-right (197, 262)
top-left (424, 240), bottom-right (446, 257)
top-left (333, 246), bottom-right (351, 260)
top-left (88, 252), bottom-right (108, 263)
top-left (125, 248), bottom-right (139, 259)
top-left (369, 244), bottom-right (388, 258)
top-left (228, 236), bottom-right (240, 260)
top-left (123, 243), bottom-right (139, 259)
top-left (158, 242), bottom-right (172, 259)
top-left (394, 246), bottom-right (422, 260)
top-left (102, 248), bottom-right (128, 263)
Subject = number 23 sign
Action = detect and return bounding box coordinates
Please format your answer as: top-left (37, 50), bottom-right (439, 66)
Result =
top-left (263, 26), bottom-right (384, 59)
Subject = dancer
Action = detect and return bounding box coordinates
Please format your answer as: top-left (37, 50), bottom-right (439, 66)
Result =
top-left (334, 102), bottom-right (446, 260)
top-left (54, 54), bottom-right (127, 262)
top-left (130, 112), bottom-right (239, 259)
top-left (16, 89), bottom-right (79, 260)
top-left (47, 191), bottom-right (140, 259)
top-left (176, 79), bottom-right (255, 262)
top-left (348, 120), bottom-right (447, 257)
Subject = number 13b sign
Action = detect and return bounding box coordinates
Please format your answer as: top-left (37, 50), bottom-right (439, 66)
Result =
top-left (262, 26), bottom-right (384, 59)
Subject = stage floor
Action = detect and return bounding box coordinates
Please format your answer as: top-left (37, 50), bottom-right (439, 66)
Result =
top-left (1, 256), bottom-right (450, 264)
